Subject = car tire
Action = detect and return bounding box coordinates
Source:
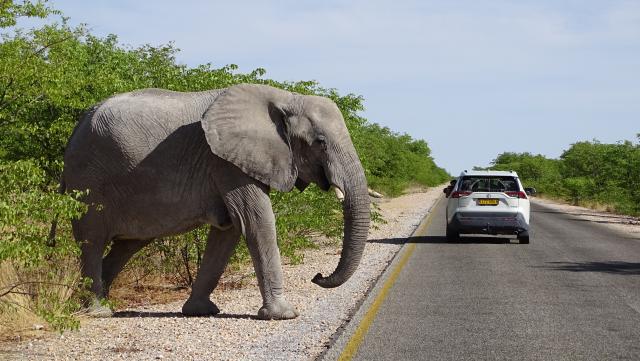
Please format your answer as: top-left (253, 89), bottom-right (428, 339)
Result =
top-left (518, 231), bottom-right (530, 244)
top-left (446, 224), bottom-right (459, 242)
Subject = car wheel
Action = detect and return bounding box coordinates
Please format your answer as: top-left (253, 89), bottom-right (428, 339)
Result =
top-left (518, 231), bottom-right (530, 244)
top-left (446, 224), bottom-right (459, 241)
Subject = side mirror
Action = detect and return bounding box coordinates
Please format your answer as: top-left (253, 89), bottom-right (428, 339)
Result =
top-left (443, 185), bottom-right (453, 197)
top-left (524, 187), bottom-right (537, 196)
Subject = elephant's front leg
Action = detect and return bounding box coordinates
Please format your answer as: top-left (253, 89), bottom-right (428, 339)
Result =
top-left (222, 182), bottom-right (299, 320)
top-left (246, 219), bottom-right (299, 320)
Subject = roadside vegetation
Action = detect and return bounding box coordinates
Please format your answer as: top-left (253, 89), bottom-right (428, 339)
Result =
top-left (486, 136), bottom-right (640, 216)
top-left (0, 1), bottom-right (448, 335)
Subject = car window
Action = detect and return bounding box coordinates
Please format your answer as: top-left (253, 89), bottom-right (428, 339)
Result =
top-left (459, 176), bottom-right (520, 192)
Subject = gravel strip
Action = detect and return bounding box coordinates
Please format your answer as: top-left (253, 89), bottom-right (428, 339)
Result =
top-left (2, 187), bottom-right (443, 361)
top-left (532, 197), bottom-right (640, 238)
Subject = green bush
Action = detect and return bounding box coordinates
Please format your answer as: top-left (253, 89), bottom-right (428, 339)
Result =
top-left (0, 160), bottom-right (87, 331)
top-left (488, 137), bottom-right (640, 215)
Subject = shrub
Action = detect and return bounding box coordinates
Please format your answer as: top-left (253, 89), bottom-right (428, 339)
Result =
top-left (488, 137), bottom-right (640, 215)
top-left (0, 160), bottom-right (86, 332)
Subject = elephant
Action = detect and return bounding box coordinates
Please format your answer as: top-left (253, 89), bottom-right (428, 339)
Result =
top-left (61, 83), bottom-right (371, 320)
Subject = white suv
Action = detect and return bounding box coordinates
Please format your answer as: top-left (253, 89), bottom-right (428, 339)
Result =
top-left (445, 170), bottom-right (531, 243)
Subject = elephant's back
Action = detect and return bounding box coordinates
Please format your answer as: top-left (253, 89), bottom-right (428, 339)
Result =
top-left (90, 88), bottom-right (220, 146)
top-left (64, 89), bottom-right (222, 192)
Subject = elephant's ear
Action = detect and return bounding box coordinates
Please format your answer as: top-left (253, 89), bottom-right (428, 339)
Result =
top-left (201, 84), bottom-right (297, 192)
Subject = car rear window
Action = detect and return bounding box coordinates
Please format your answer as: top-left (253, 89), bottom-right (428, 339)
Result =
top-left (458, 176), bottom-right (520, 192)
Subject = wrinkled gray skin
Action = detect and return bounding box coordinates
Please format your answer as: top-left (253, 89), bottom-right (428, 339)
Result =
top-left (63, 84), bottom-right (370, 320)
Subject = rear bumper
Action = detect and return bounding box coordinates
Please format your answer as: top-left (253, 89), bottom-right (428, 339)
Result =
top-left (449, 212), bottom-right (529, 235)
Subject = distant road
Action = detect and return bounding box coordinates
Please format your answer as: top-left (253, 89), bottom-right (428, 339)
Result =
top-left (337, 199), bottom-right (640, 360)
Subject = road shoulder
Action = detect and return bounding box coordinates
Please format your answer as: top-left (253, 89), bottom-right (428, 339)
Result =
top-left (532, 197), bottom-right (640, 239)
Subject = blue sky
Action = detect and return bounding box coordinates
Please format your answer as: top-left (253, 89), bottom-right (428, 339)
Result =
top-left (25, 0), bottom-right (640, 174)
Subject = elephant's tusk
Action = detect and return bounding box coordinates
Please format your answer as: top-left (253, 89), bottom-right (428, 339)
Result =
top-left (368, 188), bottom-right (383, 198)
top-left (334, 186), bottom-right (382, 200)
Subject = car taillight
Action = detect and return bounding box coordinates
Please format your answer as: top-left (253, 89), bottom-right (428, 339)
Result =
top-left (506, 191), bottom-right (527, 199)
top-left (451, 191), bottom-right (472, 198)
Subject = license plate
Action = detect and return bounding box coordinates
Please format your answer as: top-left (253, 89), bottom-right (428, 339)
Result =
top-left (477, 199), bottom-right (499, 206)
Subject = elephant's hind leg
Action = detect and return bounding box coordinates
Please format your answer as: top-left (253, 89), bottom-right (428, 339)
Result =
top-left (73, 208), bottom-right (112, 317)
top-left (182, 226), bottom-right (241, 316)
top-left (102, 238), bottom-right (153, 297)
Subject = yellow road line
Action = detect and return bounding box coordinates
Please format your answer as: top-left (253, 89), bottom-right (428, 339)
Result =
top-left (337, 198), bottom-right (441, 361)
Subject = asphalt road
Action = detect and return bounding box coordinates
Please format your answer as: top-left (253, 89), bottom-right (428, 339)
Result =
top-left (346, 199), bottom-right (640, 360)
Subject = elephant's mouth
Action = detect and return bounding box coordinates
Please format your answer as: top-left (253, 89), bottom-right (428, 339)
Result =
top-left (295, 172), bottom-right (330, 192)
top-left (295, 178), bottom-right (310, 192)
top-left (298, 165), bottom-right (332, 192)
top-left (317, 168), bottom-right (331, 191)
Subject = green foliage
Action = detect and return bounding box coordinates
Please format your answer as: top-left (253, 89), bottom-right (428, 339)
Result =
top-left (0, 0), bottom-right (55, 28)
top-left (0, 160), bottom-right (85, 264)
top-left (489, 152), bottom-right (563, 195)
top-left (489, 139), bottom-right (640, 215)
top-left (0, 160), bottom-right (87, 331)
top-left (272, 185), bottom-right (343, 264)
top-left (349, 123), bottom-right (449, 196)
top-left (0, 6), bottom-right (447, 331)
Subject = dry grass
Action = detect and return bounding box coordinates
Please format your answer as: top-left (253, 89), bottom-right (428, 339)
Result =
top-left (109, 280), bottom-right (190, 308)
top-left (0, 258), bottom-right (81, 340)
top-left (107, 262), bottom-right (254, 309)
top-left (402, 183), bottom-right (437, 195)
top-left (535, 194), bottom-right (623, 215)
top-left (578, 201), bottom-right (617, 213)
top-left (0, 262), bottom-right (41, 340)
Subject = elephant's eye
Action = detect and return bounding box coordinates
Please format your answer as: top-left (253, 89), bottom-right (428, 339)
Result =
top-left (316, 135), bottom-right (327, 150)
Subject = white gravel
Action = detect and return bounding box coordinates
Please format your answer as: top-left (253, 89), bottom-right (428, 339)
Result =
top-left (1, 187), bottom-right (444, 361)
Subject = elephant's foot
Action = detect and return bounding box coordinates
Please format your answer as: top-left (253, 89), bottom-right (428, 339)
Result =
top-left (85, 300), bottom-right (113, 318)
top-left (182, 297), bottom-right (220, 316)
top-left (258, 298), bottom-right (299, 320)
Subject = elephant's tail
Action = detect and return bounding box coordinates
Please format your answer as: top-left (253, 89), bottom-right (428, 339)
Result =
top-left (47, 177), bottom-right (66, 247)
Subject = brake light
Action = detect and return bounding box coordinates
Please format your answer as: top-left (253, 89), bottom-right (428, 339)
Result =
top-left (451, 191), bottom-right (472, 198)
top-left (505, 191), bottom-right (527, 199)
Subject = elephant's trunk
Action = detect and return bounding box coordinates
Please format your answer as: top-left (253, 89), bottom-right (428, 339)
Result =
top-left (312, 158), bottom-right (370, 288)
